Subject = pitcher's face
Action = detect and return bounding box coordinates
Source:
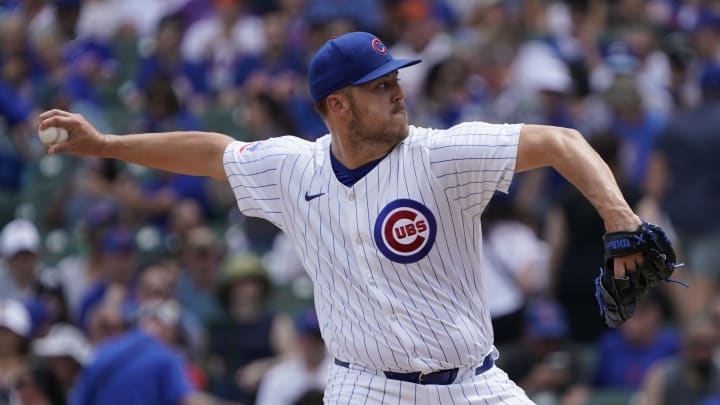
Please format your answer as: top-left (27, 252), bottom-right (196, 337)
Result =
top-left (346, 71), bottom-right (409, 147)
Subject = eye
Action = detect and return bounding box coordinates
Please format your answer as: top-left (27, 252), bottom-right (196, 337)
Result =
top-left (375, 76), bottom-right (399, 91)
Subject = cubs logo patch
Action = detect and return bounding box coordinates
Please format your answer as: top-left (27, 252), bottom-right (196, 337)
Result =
top-left (374, 199), bottom-right (437, 264)
top-left (372, 38), bottom-right (387, 55)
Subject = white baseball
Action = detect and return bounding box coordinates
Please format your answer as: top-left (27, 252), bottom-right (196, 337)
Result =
top-left (38, 126), bottom-right (69, 145)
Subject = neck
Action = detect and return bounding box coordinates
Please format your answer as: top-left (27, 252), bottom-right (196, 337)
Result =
top-left (330, 133), bottom-right (396, 169)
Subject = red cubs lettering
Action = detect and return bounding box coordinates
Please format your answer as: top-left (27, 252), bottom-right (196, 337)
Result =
top-left (393, 222), bottom-right (423, 239)
top-left (384, 210), bottom-right (428, 253)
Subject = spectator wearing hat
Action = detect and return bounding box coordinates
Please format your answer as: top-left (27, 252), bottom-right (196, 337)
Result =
top-left (0, 219), bottom-right (55, 337)
top-left (176, 226), bottom-right (225, 325)
top-left (32, 323), bottom-right (91, 398)
top-left (206, 253), bottom-right (294, 404)
top-left (0, 299), bottom-right (32, 402)
top-left (0, 218), bottom-right (42, 301)
top-left (75, 226), bottom-right (137, 333)
top-left (255, 308), bottom-right (330, 405)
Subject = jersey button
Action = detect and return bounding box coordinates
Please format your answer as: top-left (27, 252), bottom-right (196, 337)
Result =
top-left (355, 235), bottom-right (362, 245)
top-left (347, 192), bottom-right (355, 201)
top-left (368, 278), bottom-right (376, 286)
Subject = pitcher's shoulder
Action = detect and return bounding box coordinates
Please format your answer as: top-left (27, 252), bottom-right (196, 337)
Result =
top-left (403, 125), bottom-right (438, 148)
top-left (228, 135), bottom-right (324, 156)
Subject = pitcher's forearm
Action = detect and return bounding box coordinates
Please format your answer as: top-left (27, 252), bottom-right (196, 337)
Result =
top-left (101, 131), bottom-right (235, 179)
top-left (517, 125), bottom-right (640, 232)
top-left (553, 130), bottom-right (636, 231)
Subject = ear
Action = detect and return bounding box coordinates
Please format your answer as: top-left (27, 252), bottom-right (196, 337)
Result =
top-left (327, 94), bottom-right (349, 114)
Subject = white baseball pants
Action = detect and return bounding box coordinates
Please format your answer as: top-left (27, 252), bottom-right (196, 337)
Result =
top-left (324, 359), bottom-right (535, 404)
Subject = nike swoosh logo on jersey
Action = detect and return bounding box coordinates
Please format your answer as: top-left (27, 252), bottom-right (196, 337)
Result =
top-left (304, 191), bottom-right (326, 201)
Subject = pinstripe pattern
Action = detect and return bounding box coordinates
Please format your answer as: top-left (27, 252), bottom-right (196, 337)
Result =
top-left (224, 122), bottom-right (528, 402)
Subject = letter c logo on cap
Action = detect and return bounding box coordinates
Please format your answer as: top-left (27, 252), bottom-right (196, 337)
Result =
top-left (372, 38), bottom-right (387, 55)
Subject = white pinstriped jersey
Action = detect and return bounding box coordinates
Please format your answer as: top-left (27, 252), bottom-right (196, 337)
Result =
top-left (223, 122), bottom-right (522, 373)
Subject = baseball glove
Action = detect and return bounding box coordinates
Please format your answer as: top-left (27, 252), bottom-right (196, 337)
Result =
top-left (594, 222), bottom-right (681, 328)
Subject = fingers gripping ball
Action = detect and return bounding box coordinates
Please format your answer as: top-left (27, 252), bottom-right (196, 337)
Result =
top-left (38, 126), bottom-right (69, 145)
top-left (594, 222), bottom-right (683, 328)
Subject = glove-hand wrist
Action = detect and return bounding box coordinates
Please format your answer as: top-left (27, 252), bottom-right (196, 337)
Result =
top-left (602, 209), bottom-right (642, 233)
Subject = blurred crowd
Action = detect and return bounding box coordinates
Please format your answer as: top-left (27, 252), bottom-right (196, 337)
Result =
top-left (0, 0), bottom-right (720, 404)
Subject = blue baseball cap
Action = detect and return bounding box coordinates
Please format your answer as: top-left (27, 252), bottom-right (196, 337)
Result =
top-left (525, 299), bottom-right (569, 340)
top-left (308, 32), bottom-right (421, 102)
top-left (100, 227), bottom-right (134, 253)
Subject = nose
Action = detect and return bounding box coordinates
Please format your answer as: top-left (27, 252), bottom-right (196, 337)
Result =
top-left (391, 82), bottom-right (405, 104)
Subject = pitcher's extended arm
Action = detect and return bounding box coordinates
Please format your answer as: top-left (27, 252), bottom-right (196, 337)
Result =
top-left (39, 109), bottom-right (235, 180)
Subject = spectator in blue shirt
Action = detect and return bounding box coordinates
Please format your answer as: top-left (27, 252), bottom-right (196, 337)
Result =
top-left (592, 290), bottom-right (680, 390)
top-left (70, 300), bottom-right (211, 405)
top-left (603, 73), bottom-right (666, 188)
